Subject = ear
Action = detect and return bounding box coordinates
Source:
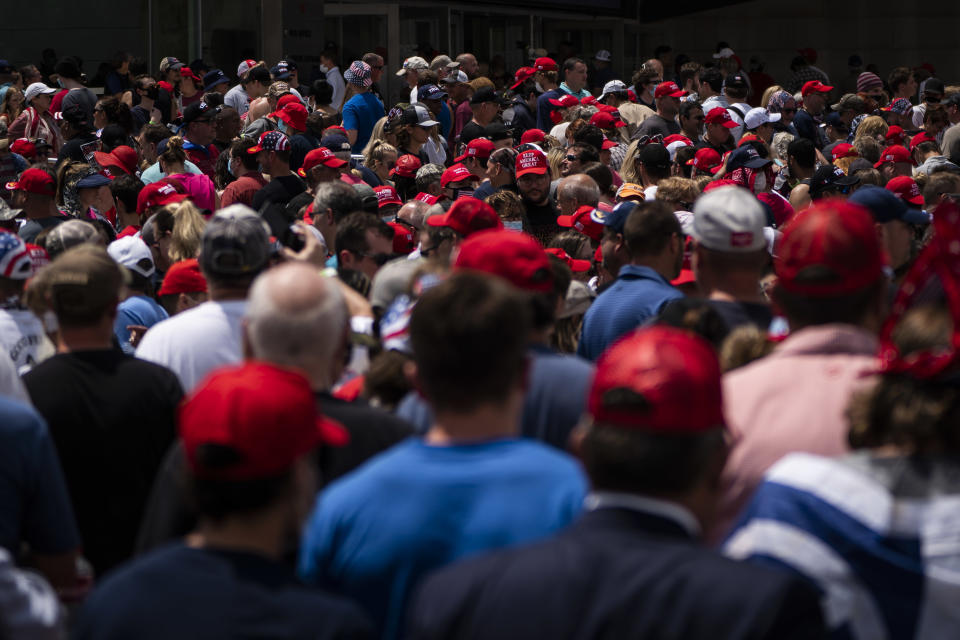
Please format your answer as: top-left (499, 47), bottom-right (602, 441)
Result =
top-left (338, 249), bottom-right (354, 269)
top-left (567, 420), bottom-right (589, 461)
top-left (241, 319), bottom-right (255, 359)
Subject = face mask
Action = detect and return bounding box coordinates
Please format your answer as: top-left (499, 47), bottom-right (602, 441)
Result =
top-left (227, 157), bottom-right (237, 177)
top-left (257, 163), bottom-right (265, 173)
top-left (503, 220), bottom-right (523, 231)
top-left (535, 81), bottom-right (544, 93)
top-left (453, 187), bottom-right (474, 199)
top-left (650, 82), bottom-right (659, 95)
top-left (320, 64), bottom-right (330, 74)
top-left (752, 172), bottom-right (767, 193)
top-left (56, 78), bottom-right (64, 88)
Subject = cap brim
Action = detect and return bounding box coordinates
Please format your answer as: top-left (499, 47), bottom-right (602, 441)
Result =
top-left (247, 145), bottom-right (263, 154)
top-left (569, 258), bottom-right (591, 272)
top-left (418, 119), bottom-right (440, 127)
top-left (317, 415), bottom-right (349, 447)
top-left (395, 68), bottom-right (407, 76)
top-left (768, 113), bottom-right (782, 123)
top-left (379, 199), bottom-right (403, 208)
top-left (671, 268), bottom-right (696, 286)
top-left (835, 175), bottom-right (860, 186)
top-left (721, 120), bottom-right (738, 129)
top-left (556, 215), bottom-right (575, 227)
top-left (744, 158), bottom-right (772, 169)
top-left (426, 214), bottom-right (450, 228)
top-left (903, 208), bottom-right (931, 224)
top-left (516, 167), bottom-right (548, 178)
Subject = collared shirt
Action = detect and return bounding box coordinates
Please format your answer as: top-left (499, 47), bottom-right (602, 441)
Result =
top-left (559, 82), bottom-right (591, 100)
top-left (714, 323), bottom-right (879, 542)
top-left (585, 491), bottom-right (701, 537)
top-left (577, 264), bottom-right (684, 361)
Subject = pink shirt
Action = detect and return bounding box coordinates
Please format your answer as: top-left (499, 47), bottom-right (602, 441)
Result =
top-left (712, 324), bottom-right (879, 542)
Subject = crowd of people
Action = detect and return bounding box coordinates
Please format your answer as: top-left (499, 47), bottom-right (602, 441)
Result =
top-left (0, 39), bottom-right (959, 639)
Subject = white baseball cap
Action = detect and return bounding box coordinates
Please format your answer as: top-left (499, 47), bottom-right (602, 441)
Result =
top-left (691, 186), bottom-right (767, 252)
top-left (712, 47), bottom-right (736, 60)
top-left (24, 82), bottom-right (57, 103)
top-left (396, 56), bottom-right (429, 77)
top-left (599, 80), bottom-right (627, 100)
top-left (743, 107), bottom-right (782, 130)
top-left (107, 236), bottom-right (156, 278)
top-left (595, 50), bottom-right (612, 62)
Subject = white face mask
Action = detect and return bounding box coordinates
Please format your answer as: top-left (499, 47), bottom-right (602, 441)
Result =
top-left (535, 81), bottom-right (544, 93)
top-left (752, 172), bottom-right (767, 193)
top-left (320, 64), bottom-right (330, 74)
top-left (503, 220), bottom-right (523, 231)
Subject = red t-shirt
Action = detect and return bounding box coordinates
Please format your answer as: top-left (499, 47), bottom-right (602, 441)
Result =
top-left (117, 225), bottom-right (141, 239)
top-left (220, 172), bottom-right (267, 208)
top-left (185, 145), bottom-right (220, 179)
top-left (50, 89), bottom-right (69, 114)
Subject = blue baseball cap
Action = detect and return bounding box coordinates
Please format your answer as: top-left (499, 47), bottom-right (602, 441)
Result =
top-left (590, 201), bottom-right (637, 234)
top-left (76, 174), bottom-right (112, 189)
top-left (203, 69), bottom-right (230, 92)
top-left (417, 84), bottom-right (447, 101)
top-left (849, 185), bottom-right (930, 225)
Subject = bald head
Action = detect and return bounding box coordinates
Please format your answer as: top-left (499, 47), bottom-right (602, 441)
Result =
top-left (397, 200), bottom-right (430, 230)
top-left (245, 263), bottom-right (349, 388)
top-left (557, 174), bottom-right (600, 215)
top-left (644, 59), bottom-right (664, 79)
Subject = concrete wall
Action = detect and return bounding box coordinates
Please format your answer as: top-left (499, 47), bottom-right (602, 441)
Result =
top-left (634, 1), bottom-right (960, 87)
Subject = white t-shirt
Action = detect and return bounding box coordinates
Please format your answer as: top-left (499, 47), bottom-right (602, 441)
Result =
top-left (136, 300), bottom-right (247, 393)
top-left (0, 348), bottom-right (29, 405)
top-left (0, 308), bottom-right (55, 374)
top-left (327, 67), bottom-right (346, 111)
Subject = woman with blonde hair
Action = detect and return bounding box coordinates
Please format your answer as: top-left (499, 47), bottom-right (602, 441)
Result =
top-left (853, 115), bottom-right (888, 143)
top-left (165, 199), bottom-right (207, 263)
top-left (619, 139), bottom-right (642, 185)
top-left (546, 147), bottom-right (565, 180)
top-left (0, 87), bottom-right (24, 128)
top-left (363, 139), bottom-right (399, 187)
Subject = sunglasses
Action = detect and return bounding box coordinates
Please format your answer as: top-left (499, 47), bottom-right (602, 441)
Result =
top-left (360, 252), bottom-right (395, 266)
top-left (780, 108), bottom-right (797, 114)
top-left (393, 217), bottom-right (417, 231)
top-left (565, 154), bottom-right (580, 162)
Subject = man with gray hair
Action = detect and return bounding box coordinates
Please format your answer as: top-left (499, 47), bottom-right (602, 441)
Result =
top-left (556, 174), bottom-right (600, 217)
top-left (134, 262), bottom-right (414, 552)
top-left (415, 163), bottom-right (444, 200)
top-left (137, 204), bottom-right (271, 392)
top-left (311, 181), bottom-right (362, 268)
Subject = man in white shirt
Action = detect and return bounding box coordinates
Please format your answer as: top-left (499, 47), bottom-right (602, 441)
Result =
top-left (136, 205), bottom-right (271, 392)
top-left (0, 232), bottom-right (54, 374)
top-left (320, 49), bottom-right (346, 111)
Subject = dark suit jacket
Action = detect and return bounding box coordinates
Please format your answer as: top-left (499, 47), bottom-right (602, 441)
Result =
top-left (407, 507), bottom-right (826, 640)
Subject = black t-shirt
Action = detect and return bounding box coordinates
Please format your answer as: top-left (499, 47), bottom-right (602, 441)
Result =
top-left (130, 105), bottom-right (150, 135)
top-left (73, 544), bottom-right (374, 640)
top-left (695, 138), bottom-right (733, 155)
top-left (523, 199), bottom-right (561, 247)
top-left (707, 299), bottom-right (774, 333)
top-left (252, 174), bottom-right (307, 212)
top-left (134, 394), bottom-right (415, 554)
top-left (23, 349), bottom-right (183, 575)
top-left (57, 132), bottom-right (99, 167)
top-left (633, 114), bottom-right (681, 139)
top-left (458, 120), bottom-right (487, 147)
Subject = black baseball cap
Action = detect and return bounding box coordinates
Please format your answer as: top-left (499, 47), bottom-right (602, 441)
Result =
top-left (809, 165), bottom-right (859, 199)
top-left (470, 88), bottom-right (509, 106)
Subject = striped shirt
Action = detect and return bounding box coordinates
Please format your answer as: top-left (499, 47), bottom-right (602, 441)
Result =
top-left (724, 451), bottom-right (960, 639)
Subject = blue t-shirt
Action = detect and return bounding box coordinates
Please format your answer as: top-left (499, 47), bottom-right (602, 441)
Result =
top-left (577, 264), bottom-right (684, 361)
top-left (792, 109), bottom-right (819, 147)
top-left (342, 92), bottom-right (385, 152)
top-left (536, 89), bottom-right (561, 133)
top-left (74, 543), bottom-right (374, 640)
top-left (0, 397), bottom-right (80, 556)
top-left (114, 295), bottom-right (169, 355)
top-left (438, 101), bottom-right (452, 141)
top-left (298, 437), bottom-right (586, 639)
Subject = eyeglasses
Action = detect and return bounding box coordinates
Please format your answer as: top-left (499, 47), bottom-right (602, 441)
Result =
top-left (780, 108), bottom-right (797, 114)
top-left (360, 251), bottom-right (395, 266)
top-left (394, 217), bottom-right (417, 231)
top-left (565, 154), bottom-right (580, 162)
top-left (94, 107), bottom-right (104, 113)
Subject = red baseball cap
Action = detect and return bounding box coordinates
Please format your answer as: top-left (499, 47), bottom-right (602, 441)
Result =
top-left (600, 138), bottom-right (619, 150)
top-left (10, 138), bottom-right (36, 159)
top-left (277, 94), bottom-right (301, 109)
top-left (454, 229), bottom-right (553, 293)
top-left (886, 175), bottom-right (925, 206)
top-left (910, 131), bottom-right (937, 151)
top-left (557, 205), bottom-right (604, 242)
top-left (516, 149), bottom-right (549, 177)
top-left (548, 94), bottom-right (580, 109)
top-left (374, 185), bottom-right (403, 208)
top-left (874, 145), bottom-right (914, 169)
top-left (520, 129), bottom-right (545, 144)
top-left (415, 192), bottom-right (439, 205)
top-left (6, 168), bottom-right (55, 196)
top-left (545, 247), bottom-right (590, 272)
top-left (534, 57), bottom-right (558, 72)
top-left (776, 199), bottom-right (886, 296)
top-left (179, 362), bottom-right (348, 480)
top-left (654, 81), bottom-right (687, 99)
top-left (158, 258), bottom-right (207, 296)
top-left (801, 80), bottom-right (833, 96)
top-left (687, 148), bottom-right (722, 174)
top-left (95, 145), bottom-right (139, 176)
top-left (298, 147), bottom-right (348, 177)
top-left (510, 66), bottom-right (536, 90)
top-left (454, 138), bottom-right (495, 163)
top-left (391, 154), bottom-right (422, 178)
top-left (387, 221), bottom-right (416, 254)
top-left (831, 143), bottom-right (859, 161)
top-left (136, 180), bottom-right (188, 214)
top-left (705, 107), bottom-right (737, 128)
top-left (588, 327), bottom-right (724, 432)
top-left (441, 163), bottom-right (479, 188)
top-left (590, 111), bottom-right (626, 129)
top-left (270, 101), bottom-right (308, 132)
top-left (427, 198), bottom-right (503, 237)
top-left (885, 126), bottom-right (905, 145)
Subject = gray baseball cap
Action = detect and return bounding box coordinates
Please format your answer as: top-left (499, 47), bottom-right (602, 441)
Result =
top-left (200, 205), bottom-right (271, 277)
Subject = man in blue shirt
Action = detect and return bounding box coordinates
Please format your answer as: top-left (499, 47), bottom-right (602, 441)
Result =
top-left (107, 236), bottom-right (169, 353)
top-left (299, 254), bottom-right (587, 640)
top-left (793, 80), bottom-right (833, 149)
top-left (578, 201), bottom-right (685, 361)
top-left (534, 57), bottom-right (562, 132)
top-left (342, 60), bottom-right (385, 152)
